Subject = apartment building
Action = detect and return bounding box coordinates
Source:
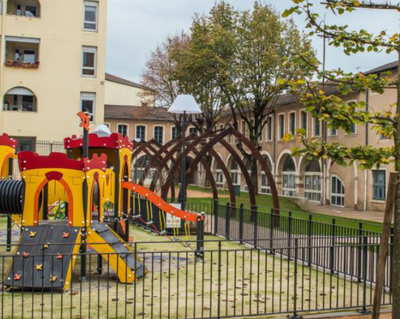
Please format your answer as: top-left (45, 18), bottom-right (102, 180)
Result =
top-left (105, 73), bottom-right (156, 107)
top-left (0, 0), bottom-right (107, 149)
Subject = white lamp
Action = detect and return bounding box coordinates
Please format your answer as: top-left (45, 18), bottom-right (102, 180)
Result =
top-left (168, 95), bottom-right (202, 211)
top-left (168, 95), bottom-right (202, 114)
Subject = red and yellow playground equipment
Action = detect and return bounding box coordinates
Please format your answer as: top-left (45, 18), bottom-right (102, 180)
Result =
top-left (0, 113), bottom-right (204, 291)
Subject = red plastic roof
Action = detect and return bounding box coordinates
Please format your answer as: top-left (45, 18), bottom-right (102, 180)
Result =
top-left (18, 152), bottom-right (84, 172)
top-left (64, 133), bottom-right (133, 151)
top-left (0, 133), bottom-right (17, 150)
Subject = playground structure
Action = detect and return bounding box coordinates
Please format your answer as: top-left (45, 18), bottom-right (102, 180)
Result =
top-left (0, 113), bottom-right (203, 291)
top-left (131, 127), bottom-right (280, 214)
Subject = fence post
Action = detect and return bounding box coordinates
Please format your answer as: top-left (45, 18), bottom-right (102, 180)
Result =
top-left (214, 199), bottom-right (219, 236)
top-left (308, 215), bottom-right (312, 266)
top-left (390, 227), bottom-right (394, 292)
top-left (288, 211), bottom-right (293, 260)
top-left (289, 238), bottom-right (302, 319)
top-left (217, 240), bottom-right (222, 319)
top-left (358, 234), bottom-right (371, 314)
top-left (6, 215), bottom-right (12, 252)
top-left (225, 203), bottom-right (231, 239)
top-left (330, 219), bottom-right (336, 273)
top-left (270, 209), bottom-right (275, 254)
top-left (50, 142), bottom-right (53, 153)
top-left (358, 223), bottom-right (363, 282)
top-left (196, 213), bottom-right (205, 259)
top-left (239, 204), bottom-right (244, 244)
top-left (253, 205), bottom-right (258, 248)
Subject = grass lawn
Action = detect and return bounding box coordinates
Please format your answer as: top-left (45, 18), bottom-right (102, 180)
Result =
top-left (184, 185), bottom-right (384, 234)
top-left (0, 225), bottom-right (384, 319)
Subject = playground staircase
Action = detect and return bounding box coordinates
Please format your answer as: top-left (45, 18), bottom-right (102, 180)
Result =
top-left (5, 225), bottom-right (81, 290)
top-left (88, 221), bottom-right (145, 282)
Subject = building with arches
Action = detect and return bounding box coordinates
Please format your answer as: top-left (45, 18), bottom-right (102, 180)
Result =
top-left (0, 0), bottom-right (108, 145)
top-left (115, 60), bottom-right (397, 214)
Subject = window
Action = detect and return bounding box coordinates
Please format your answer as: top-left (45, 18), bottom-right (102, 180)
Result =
top-left (3, 87), bottom-right (37, 112)
top-left (289, 112), bottom-right (296, 135)
top-left (13, 137), bottom-right (36, 152)
top-left (230, 160), bottom-right (240, 186)
top-left (118, 124), bottom-right (128, 137)
top-left (331, 176), bottom-right (345, 207)
top-left (301, 110), bottom-right (307, 135)
top-left (82, 47), bottom-right (97, 77)
top-left (84, 1), bottom-right (98, 31)
top-left (373, 170), bottom-right (386, 201)
top-left (304, 160), bottom-right (322, 202)
top-left (261, 156), bottom-right (273, 194)
top-left (380, 123), bottom-right (390, 140)
top-left (136, 125), bottom-right (146, 141)
top-left (278, 114), bottom-right (285, 140)
top-left (14, 49), bottom-right (36, 63)
top-left (241, 120), bottom-right (247, 137)
top-left (189, 127), bottom-right (197, 135)
top-left (282, 156), bottom-right (296, 196)
top-left (313, 118), bottom-right (321, 137)
top-left (154, 126), bottom-right (164, 144)
top-left (330, 126), bottom-right (338, 136)
top-left (13, 3), bottom-right (39, 17)
top-left (171, 126), bottom-right (178, 139)
top-left (216, 162), bottom-right (224, 189)
top-left (349, 123), bottom-right (356, 134)
top-left (348, 102), bottom-right (357, 134)
top-left (267, 116), bottom-right (273, 141)
top-left (80, 92), bottom-right (96, 122)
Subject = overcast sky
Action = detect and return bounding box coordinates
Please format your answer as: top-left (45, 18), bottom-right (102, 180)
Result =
top-left (106, 0), bottom-right (400, 83)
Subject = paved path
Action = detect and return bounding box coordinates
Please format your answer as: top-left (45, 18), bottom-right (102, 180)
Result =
top-left (305, 202), bottom-right (386, 224)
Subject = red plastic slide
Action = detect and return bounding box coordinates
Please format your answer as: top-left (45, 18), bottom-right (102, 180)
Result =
top-left (121, 182), bottom-right (202, 223)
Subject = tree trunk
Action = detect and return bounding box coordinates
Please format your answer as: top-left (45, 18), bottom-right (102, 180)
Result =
top-left (392, 54), bottom-right (400, 319)
top-left (251, 156), bottom-right (259, 195)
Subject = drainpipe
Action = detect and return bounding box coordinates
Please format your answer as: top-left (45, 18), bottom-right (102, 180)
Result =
top-left (0, 2), bottom-right (6, 132)
top-left (273, 111), bottom-right (277, 175)
top-left (322, 120), bottom-right (327, 206)
top-left (363, 90), bottom-right (369, 211)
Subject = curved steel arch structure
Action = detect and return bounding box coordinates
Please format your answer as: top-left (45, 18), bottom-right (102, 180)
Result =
top-left (130, 127), bottom-right (280, 215)
top-left (161, 127), bottom-right (279, 214)
top-left (132, 137), bottom-right (221, 204)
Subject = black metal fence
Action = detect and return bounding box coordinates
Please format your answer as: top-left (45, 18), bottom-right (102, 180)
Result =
top-left (0, 237), bottom-right (391, 319)
top-left (192, 201), bottom-right (391, 293)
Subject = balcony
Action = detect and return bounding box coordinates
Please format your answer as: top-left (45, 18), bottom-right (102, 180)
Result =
top-left (6, 0), bottom-right (40, 17)
top-left (4, 36), bottom-right (40, 69)
top-left (3, 87), bottom-right (37, 112)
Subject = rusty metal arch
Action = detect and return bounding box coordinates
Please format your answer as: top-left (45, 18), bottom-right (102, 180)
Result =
top-left (162, 127), bottom-right (279, 214)
top-left (151, 145), bottom-right (219, 203)
top-left (143, 141), bottom-right (177, 199)
top-left (139, 135), bottom-right (204, 185)
top-left (141, 132), bottom-right (214, 190)
top-left (146, 131), bottom-right (238, 206)
top-left (133, 135), bottom-right (220, 203)
top-left (161, 132), bottom-right (256, 209)
top-left (150, 136), bottom-right (236, 206)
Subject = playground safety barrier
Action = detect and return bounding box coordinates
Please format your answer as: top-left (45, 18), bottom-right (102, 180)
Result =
top-left (0, 238), bottom-right (391, 319)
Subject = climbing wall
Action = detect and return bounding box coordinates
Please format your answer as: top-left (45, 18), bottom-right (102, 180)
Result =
top-left (5, 225), bottom-right (81, 290)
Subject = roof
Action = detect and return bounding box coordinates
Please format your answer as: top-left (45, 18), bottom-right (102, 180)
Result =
top-left (365, 60), bottom-right (398, 75)
top-left (105, 73), bottom-right (155, 92)
top-left (104, 105), bottom-right (174, 121)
